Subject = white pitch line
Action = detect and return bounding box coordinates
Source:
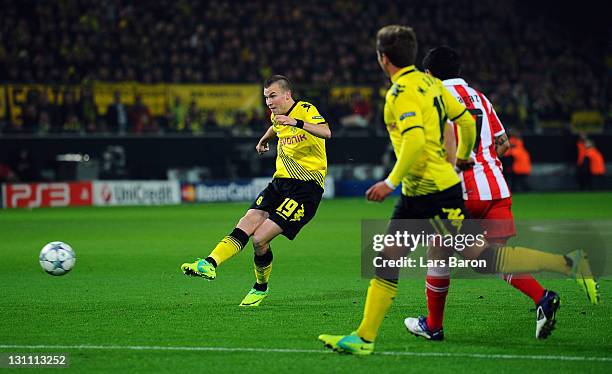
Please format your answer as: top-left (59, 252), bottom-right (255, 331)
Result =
top-left (0, 344), bottom-right (611, 363)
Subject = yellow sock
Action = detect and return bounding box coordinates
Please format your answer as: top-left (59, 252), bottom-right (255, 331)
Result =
top-left (209, 228), bottom-right (249, 266)
top-left (496, 246), bottom-right (570, 275)
top-left (356, 277), bottom-right (398, 342)
top-left (254, 250), bottom-right (273, 287)
top-left (254, 263), bottom-right (273, 284)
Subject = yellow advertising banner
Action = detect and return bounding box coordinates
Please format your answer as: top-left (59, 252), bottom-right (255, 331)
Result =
top-left (329, 86), bottom-right (374, 103)
top-left (135, 84), bottom-right (169, 116)
top-left (94, 83), bottom-right (261, 116)
top-left (93, 82), bottom-right (167, 116)
top-left (167, 84), bottom-right (262, 111)
top-left (6, 84), bottom-right (79, 126)
top-left (5, 83), bottom-right (262, 125)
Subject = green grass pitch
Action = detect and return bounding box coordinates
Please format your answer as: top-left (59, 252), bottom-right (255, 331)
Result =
top-left (1, 192), bottom-right (611, 373)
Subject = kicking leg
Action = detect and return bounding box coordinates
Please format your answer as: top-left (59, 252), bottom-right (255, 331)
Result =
top-left (181, 209), bottom-right (268, 280)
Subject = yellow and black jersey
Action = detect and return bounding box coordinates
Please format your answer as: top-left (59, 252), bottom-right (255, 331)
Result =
top-left (384, 65), bottom-right (475, 196)
top-left (271, 101), bottom-right (328, 188)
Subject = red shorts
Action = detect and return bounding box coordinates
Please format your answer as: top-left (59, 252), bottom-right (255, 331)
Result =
top-left (464, 197), bottom-right (516, 243)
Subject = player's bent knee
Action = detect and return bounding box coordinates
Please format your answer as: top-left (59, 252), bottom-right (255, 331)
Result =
top-left (252, 236), bottom-right (270, 256)
top-left (254, 247), bottom-right (269, 257)
top-left (237, 210), bottom-right (268, 235)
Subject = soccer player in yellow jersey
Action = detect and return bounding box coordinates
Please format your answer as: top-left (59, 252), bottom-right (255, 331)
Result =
top-left (181, 75), bottom-right (331, 306)
top-left (319, 25), bottom-right (598, 355)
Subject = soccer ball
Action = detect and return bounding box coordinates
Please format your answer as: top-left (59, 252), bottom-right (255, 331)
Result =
top-left (39, 241), bottom-right (76, 276)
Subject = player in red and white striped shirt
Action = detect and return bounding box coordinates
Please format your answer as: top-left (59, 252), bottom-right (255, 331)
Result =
top-left (412, 46), bottom-right (559, 339)
top-left (445, 81), bottom-right (511, 202)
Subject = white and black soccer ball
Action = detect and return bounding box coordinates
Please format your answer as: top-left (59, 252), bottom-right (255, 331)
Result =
top-left (39, 241), bottom-right (76, 276)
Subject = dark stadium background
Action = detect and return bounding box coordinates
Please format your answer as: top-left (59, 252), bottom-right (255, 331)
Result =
top-left (0, 0), bottom-right (609, 198)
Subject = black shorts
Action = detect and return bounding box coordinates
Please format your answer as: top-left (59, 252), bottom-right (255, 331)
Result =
top-left (390, 183), bottom-right (474, 235)
top-left (249, 178), bottom-right (323, 240)
top-left (376, 183), bottom-right (478, 280)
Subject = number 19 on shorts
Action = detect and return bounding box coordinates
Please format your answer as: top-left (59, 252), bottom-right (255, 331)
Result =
top-left (276, 198), bottom-right (299, 219)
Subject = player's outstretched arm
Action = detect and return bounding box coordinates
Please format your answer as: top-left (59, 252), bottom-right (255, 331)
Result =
top-left (274, 115), bottom-right (332, 139)
top-left (256, 125), bottom-right (276, 154)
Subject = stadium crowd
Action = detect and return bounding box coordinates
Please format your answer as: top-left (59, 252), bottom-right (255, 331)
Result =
top-left (0, 0), bottom-right (608, 134)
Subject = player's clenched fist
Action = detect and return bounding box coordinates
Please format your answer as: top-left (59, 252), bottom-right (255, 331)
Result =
top-left (256, 140), bottom-right (270, 154)
top-left (274, 115), bottom-right (297, 126)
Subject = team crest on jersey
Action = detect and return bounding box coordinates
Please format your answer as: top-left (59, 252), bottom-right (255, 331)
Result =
top-left (290, 204), bottom-right (305, 222)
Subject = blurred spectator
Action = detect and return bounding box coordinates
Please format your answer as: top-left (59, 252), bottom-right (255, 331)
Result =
top-left (59, 90), bottom-right (82, 133)
top-left (231, 110), bottom-right (252, 136)
top-left (215, 110), bottom-right (237, 129)
top-left (129, 95), bottom-right (157, 134)
top-left (10, 149), bottom-right (40, 182)
top-left (37, 93), bottom-right (57, 133)
top-left (185, 100), bottom-right (202, 134)
top-left (37, 111), bottom-right (52, 134)
top-left (106, 90), bottom-right (129, 134)
top-left (203, 111), bottom-right (219, 132)
top-left (576, 133), bottom-right (588, 167)
top-left (246, 109), bottom-right (266, 134)
top-left (63, 113), bottom-right (82, 133)
top-left (340, 93), bottom-right (373, 128)
top-left (0, 162), bottom-right (18, 182)
top-left (506, 134), bottom-right (532, 192)
top-left (21, 89), bottom-right (40, 134)
top-left (79, 86), bottom-right (99, 133)
top-left (577, 139), bottom-right (605, 190)
top-left (166, 96), bottom-right (186, 132)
